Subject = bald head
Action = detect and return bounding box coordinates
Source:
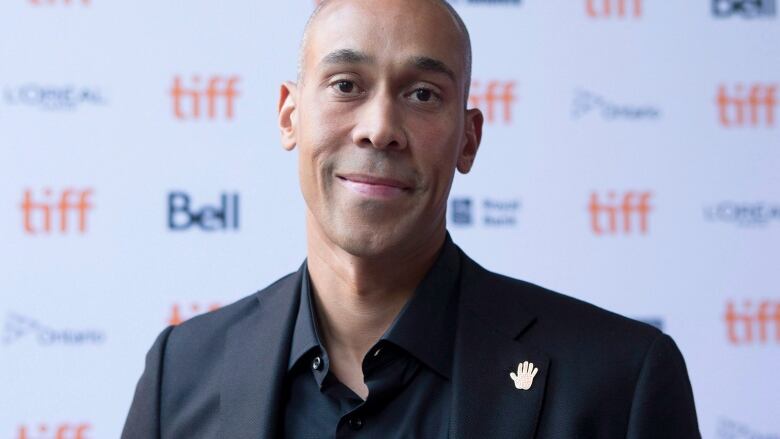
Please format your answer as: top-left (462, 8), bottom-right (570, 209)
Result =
top-left (297, 0), bottom-right (473, 101)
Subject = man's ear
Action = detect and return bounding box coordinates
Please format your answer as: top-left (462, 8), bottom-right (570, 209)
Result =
top-left (278, 81), bottom-right (298, 151)
top-left (457, 108), bottom-right (483, 174)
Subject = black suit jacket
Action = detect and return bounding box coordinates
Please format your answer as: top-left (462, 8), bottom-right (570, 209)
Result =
top-left (122, 247), bottom-right (700, 438)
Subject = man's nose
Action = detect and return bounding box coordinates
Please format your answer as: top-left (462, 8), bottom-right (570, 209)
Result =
top-left (352, 92), bottom-right (408, 151)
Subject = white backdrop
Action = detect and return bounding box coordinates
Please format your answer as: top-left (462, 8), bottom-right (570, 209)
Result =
top-left (1, 0), bottom-right (778, 438)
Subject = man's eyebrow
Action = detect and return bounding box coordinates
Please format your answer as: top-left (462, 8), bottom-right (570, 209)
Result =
top-left (408, 56), bottom-right (456, 82)
top-left (320, 49), bottom-right (374, 66)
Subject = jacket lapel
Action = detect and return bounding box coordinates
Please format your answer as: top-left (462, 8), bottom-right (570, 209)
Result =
top-left (218, 265), bottom-right (303, 439)
top-left (450, 252), bottom-right (550, 439)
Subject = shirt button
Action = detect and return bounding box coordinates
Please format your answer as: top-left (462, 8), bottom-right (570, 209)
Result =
top-left (311, 356), bottom-right (322, 371)
top-left (348, 416), bottom-right (364, 431)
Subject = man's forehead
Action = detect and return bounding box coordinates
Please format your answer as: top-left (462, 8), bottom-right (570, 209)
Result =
top-left (301, 0), bottom-right (467, 79)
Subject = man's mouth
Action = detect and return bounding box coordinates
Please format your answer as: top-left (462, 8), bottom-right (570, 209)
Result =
top-left (336, 173), bottom-right (412, 198)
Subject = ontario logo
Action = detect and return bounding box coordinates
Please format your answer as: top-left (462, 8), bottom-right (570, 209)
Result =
top-left (2, 313), bottom-right (105, 346)
top-left (572, 89), bottom-right (660, 121)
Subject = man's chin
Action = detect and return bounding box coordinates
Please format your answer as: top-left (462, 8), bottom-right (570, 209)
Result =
top-left (328, 223), bottom-right (411, 259)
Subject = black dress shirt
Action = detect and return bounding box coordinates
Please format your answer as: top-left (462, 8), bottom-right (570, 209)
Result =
top-left (281, 236), bottom-right (461, 438)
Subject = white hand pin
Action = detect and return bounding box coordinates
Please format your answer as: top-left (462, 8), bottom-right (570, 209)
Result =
top-left (510, 360), bottom-right (538, 390)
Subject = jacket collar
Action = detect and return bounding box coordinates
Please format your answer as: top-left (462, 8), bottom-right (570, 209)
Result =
top-left (218, 264), bottom-right (303, 439)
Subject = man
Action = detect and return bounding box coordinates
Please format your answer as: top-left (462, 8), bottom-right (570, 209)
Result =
top-left (122, 0), bottom-right (700, 437)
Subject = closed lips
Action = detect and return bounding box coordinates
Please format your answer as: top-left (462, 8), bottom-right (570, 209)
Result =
top-left (337, 174), bottom-right (412, 190)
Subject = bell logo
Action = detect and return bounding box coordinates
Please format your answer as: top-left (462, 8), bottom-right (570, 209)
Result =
top-left (17, 423), bottom-right (91, 439)
top-left (170, 75), bottom-right (240, 120)
top-left (724, 300), bottom-right (780, 344)
top-left (20, 189), bottom-right (94, 235)
top-left (167, 192), bottom-right (240, 231)
top-left (717, 83), bottom-right (777, 127)
top-left (468, 81), bottom-right (516, 124)
top-left (169, 302), bottom-right (221, 326)
top-left (586, 0), bottom-right (642, 18)
top-left (588, 191), bottom-right (652, 235)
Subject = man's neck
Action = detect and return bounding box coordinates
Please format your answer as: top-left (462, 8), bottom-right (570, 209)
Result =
top-left (304, 217), bottom-right (445, 398)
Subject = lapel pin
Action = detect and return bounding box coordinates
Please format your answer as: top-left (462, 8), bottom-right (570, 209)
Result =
top-left (510, 360), bottom-right (538, 390)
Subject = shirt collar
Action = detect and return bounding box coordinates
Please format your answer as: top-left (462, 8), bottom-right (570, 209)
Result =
top-left (287, 233), bottom-right (461, 379)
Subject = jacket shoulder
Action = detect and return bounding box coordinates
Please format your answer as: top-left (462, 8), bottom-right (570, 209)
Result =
top-left (167, 270), bottom-right (299, 345)
top-left (460, 252), bottom-right (662, 350)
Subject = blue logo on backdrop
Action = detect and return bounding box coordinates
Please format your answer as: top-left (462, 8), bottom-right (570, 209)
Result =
top-left (704, 202), bottom-right (780, 227)
top-left (2, 313), bottom-right (105, 346)
top-left (717, 417), bottom-right (779, 438)
top-left (452, 198), bottom-right (473, 225)
top-left (168, 191), bottom-right (240, 232)
top-left (2, 84), bottom-right (106, 110)
top-left (572, 89), bottom-right (660, 121)
top-left (450, 196), bottom-right (521, 227)
top-left (713, 0), bottom-right (776, 18)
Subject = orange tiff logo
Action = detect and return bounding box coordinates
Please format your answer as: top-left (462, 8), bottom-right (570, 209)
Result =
top-left (586, 0), bottom-right (642, 18)
top-left (588, 191), bottom-right (652, 235)
top-left (725, 300), bottom-right (780, 345)
top-left (468, 81), bottom-right (516, 124)
top-left (717, 83), bottom-right (777, 128)
top-left (21, 188), bottom-right (94, 235)
top-left (171, 75), bottom-right (240, 120)
top-left (17, 423), bottom-right (91, 439)
top-left (169, 302), bottom-right (221, 326)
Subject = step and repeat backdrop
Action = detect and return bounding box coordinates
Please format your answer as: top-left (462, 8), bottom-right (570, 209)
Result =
top-left (1, 0), bottom-right (778, 437)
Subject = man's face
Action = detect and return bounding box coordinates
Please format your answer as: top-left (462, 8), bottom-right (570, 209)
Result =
top-left (280, 0), bottom-right (482, 258)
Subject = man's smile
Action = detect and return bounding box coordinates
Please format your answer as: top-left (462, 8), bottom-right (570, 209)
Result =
top-left (336, 173), bottom-right (413, 199)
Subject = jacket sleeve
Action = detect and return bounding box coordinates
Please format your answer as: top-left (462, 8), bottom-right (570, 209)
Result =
top-left (121, 325), bottom-right (175, 439)
top-left (626, 333), bottom-right (701, 439)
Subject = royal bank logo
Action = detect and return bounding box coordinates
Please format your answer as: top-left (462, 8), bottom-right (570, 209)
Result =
top-left (2, 313), bottom-right (105, 346)
top-left (572, 89), bottom-right (660, 121)
top-left (713, 0), bottom-right (776, 18)
top-left (3, 85), bottom-right (106, 111)
top-left (450, 196), bottom-right (521, 227)
top-left (704, 201), bottom-right (780, 227)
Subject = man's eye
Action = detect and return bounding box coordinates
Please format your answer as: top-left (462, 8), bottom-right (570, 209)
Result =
top-left (411, 88), bottom-right (438, 103)
top-left (335, 80), bottom-right (356, 94)
top-left (415, 89), bottom-right (432, 101)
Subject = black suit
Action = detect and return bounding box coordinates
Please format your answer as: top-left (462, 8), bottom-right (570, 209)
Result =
top-left (122, 245), bottom-right (700, 438)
